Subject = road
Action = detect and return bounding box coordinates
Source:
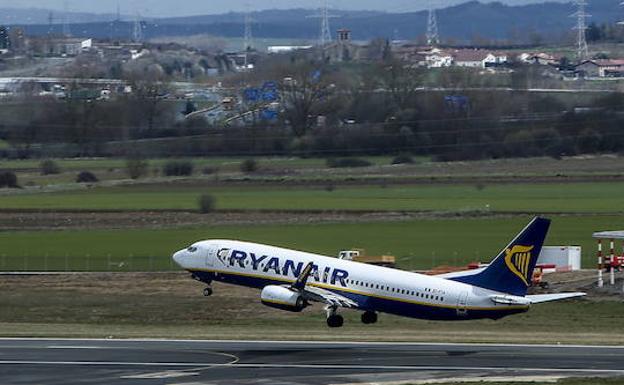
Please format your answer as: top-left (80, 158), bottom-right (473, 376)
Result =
top-left (1, 339), bottom-right (623, 384)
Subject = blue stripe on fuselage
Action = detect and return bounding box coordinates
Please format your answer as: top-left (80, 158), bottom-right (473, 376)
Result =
top-left (190, 270), bottom-right (528, 321)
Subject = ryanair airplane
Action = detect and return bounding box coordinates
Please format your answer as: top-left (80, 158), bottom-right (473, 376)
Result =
top-left (172, 217), bottom-right (585, 327)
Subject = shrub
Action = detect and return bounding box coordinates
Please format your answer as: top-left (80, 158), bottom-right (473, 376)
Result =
top-left (391, 153), bottom-right (415, 165)
top-left (76, 171), bottom-right (98, 183)
top-left (0, 171), bottom-right (18, 188)
top-left (40, 160), bottom-right (61, 175)
top-left (198, 193), bottom-right (216, 213)
top-left (202, 166), bottom-right (219, 175)
top-left (326, 157), bottom-right (373, 168)
top-left (126, 158), bottom-right (149, 180)
top-left (164, 161), bottom-right (194, 177)
top-left (240, 159), bottom-right (258, 173)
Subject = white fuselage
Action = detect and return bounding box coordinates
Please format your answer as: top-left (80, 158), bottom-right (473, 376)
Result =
top-left (173, 240), bottom-right (530, 321)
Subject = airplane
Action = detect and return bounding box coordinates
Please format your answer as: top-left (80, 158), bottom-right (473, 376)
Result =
top-left (172, 217), bottom-right (586, 328)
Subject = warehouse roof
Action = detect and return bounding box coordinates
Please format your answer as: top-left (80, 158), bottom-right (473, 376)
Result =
top-left (593, 231), bottom-right (624, 239)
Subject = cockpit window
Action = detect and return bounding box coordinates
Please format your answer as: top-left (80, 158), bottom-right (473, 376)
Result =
top-left (187, 246), bottom-right (198, 253)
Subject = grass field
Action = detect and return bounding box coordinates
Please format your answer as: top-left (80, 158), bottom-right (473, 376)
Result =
top-left (3, 182), bottom-right (624, 213)
top-left (0, 215), bottom-right (617, 271)
top-left (0, 272), bottom-right (622, 345)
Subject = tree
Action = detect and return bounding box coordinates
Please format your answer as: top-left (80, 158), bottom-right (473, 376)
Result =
top-left (126, 75), bottom-right (172, 136)
top-left (279, 63), bottom-right (338, 137)
top-left (378, 59), bottom-right (425, 111)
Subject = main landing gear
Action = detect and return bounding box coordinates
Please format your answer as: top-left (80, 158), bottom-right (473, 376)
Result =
top-left (203, 286), bottom-right (213, 297)
top-left (326, 306), bottom-right (344, 328)
top-left (361, 311), bottom-right (378, 324)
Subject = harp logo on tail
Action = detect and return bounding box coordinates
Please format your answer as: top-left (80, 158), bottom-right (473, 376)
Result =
top-left (504, 245), bottom-right (534, 286)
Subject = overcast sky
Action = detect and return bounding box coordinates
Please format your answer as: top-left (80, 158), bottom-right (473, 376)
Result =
top-left (0, 0), bottom-right (567, 17)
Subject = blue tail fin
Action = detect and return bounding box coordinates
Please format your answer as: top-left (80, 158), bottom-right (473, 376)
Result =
top-left (450, 217), bottom-right (551, 296)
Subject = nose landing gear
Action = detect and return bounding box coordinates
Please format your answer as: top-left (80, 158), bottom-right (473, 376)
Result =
top-left (203, 287), bottom-right (213, 297)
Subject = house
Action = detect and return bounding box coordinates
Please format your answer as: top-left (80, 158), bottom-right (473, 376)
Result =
top-left (519, 52), bottom-right (559, 66)
top-left (424, 47), bottom-right (453, 68)
top-left (576, 59), bottom-right (624, 78)
top-left (452, 49), bottom-right (507, 68)
top-left (31, 37), bottom-right (93, 57)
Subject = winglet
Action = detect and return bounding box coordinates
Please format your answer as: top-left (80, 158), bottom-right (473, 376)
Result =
top-left (291, 262), bottom-right (314, 291)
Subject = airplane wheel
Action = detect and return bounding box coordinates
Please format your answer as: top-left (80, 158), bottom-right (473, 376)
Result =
top-left (327, 314), bottom-right (344, 328)
top-left (203, 287), bottom-right (213, 297)
top-left (361, 311), bottom-right (378, 324)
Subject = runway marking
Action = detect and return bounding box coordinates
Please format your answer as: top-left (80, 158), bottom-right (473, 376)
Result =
top-left (120, 371), bottom-right (200, 379)
top-left (1, 361), bottom-right (624, 374)
top-left (0, 361), bottom-right (220, 367)
top-left (2, 337), bottom-right (624, 350)
top-left (46, 346), bottom-right (105, 349)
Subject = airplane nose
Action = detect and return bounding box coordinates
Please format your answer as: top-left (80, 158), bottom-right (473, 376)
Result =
top-left (172, 250), bottom-right (184, 267)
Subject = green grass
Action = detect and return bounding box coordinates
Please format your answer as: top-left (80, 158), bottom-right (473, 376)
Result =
top-left (0, 215), bottom-right (615, 271)
top-left (0, 276), bottom-right (623, 345)
top-left (2, 182), bottom-right (624, 213)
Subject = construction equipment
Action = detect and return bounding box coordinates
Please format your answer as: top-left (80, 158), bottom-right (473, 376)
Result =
top-left (338, 249), bottom-right (396, 268)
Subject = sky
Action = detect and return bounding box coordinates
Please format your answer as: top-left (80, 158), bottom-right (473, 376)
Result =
top-left (0, 0), bottom-right (567, 17)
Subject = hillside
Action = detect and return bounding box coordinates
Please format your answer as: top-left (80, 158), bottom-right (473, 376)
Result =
top-left (6, 0), bottom-right (623, 44)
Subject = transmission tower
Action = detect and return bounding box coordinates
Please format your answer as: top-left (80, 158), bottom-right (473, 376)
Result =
top-left (48, 12), bottom-right (54, 36)
top-left (571, 0), bottom-right (590, 61)
top-left (62, 2), bottom-right (71, 37)
top-left (132, 13), bottom-right (144, 43)
top-left (426, 6), bottom-right (440, 46)
top-left (308, 0), bottom-right (336, 46)
top-left (243, 4), bottom-right (254, 52)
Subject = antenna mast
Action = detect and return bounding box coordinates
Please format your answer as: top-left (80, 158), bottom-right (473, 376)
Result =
top-left (571, 0), bottom-right (590, 61)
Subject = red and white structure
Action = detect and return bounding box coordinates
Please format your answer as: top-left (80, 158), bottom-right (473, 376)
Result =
top-left (592, 231), bottom-right (624, 289)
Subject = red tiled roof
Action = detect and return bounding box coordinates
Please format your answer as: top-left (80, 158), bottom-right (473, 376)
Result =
top-left (593, 59), bottom-right (624, 67)
top-left (452, 49), bottom-right (490, 62)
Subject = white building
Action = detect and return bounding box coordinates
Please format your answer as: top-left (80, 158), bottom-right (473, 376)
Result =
top-left (453, 49), bottom-right (507, 68)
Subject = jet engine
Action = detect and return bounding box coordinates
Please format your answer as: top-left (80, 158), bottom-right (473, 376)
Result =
top-left (260, 285), bottom-right (307, 312)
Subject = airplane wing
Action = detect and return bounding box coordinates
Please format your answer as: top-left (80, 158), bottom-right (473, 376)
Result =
top-left (290, 262), bottom-right (358, 308)
top-left (302, 285), bottom-right (358, 308)
top-left (526, 292), bottom-right (586, 303)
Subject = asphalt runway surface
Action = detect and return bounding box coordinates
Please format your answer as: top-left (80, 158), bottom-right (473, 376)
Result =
top-left (1, 339), bottom-right (624, 385)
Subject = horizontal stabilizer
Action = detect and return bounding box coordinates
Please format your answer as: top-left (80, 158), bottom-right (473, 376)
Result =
top-left (526, 292), bottom-right (586, 303)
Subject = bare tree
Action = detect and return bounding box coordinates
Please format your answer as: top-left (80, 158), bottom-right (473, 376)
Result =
top-left (126, 70), bottom-right (172, 136)
top-left (278, 63), bottom-right (338, 137)
top-left (378, 59), bottom-right (425, 111)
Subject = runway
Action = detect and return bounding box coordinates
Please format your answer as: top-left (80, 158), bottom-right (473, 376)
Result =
top-left (1, 339), bottom-right (624, 385)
